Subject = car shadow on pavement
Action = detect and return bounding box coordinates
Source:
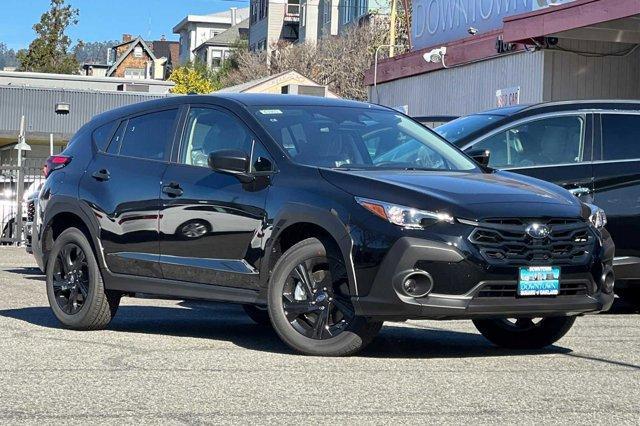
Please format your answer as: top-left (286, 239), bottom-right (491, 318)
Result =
top-left (0, 300), bottom-right (574, 359)
top-left (4, 267), bottom-right (45, 282)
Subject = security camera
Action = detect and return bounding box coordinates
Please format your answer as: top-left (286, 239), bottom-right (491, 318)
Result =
top-left (468, 27), bottom-right (478, 35)
top-left (423, 47), bottom-right (447, 64)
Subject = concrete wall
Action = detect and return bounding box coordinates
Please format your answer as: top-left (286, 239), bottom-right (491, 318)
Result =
top-left (542, 39), bottom-right (640, 101)
top-left (370, 51), bottom-right (546, 117)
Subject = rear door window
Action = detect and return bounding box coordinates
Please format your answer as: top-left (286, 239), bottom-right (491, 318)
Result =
top-left (601, 114), bottom-right (640, 161)
top-left (117, 109), bottom-right (178, 161)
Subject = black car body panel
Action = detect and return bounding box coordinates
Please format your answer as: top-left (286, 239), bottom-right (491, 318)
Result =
top-left (436, 100), bottom-right (640, 284)
top-left (35, 94), bottom-right (615, 321)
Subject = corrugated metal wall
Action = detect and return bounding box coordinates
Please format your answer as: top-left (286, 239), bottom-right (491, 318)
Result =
top-left (543, 40), bottom-right (640, 101)
top-left (370, 51), bottom-right (546, 117)
top-left (0, 85), bottom-right (169, 142)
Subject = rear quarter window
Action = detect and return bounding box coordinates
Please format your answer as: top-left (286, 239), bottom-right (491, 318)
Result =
top-left (92, 122), bottom-right (117, 152)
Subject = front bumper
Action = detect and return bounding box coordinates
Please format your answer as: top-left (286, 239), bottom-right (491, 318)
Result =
top-left (353, 236), bottom-right (615, 320)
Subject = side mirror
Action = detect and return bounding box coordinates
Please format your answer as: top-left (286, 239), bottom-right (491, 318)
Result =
top-left (466, 148), bottom-right (491, 167)
top-left (208, 149), bottom-right (254, 183)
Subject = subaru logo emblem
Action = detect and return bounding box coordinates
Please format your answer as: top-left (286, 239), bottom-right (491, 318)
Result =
top-left (526, 223), bottom-right (550, 239)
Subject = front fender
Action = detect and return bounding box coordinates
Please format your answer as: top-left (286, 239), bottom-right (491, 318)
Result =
top-left (260, 202), bottom-right (360, 295)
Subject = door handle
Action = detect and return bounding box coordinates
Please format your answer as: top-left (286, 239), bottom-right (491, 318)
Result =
top-left (162, 182), bottom-right (183, 197)
top-left (91, 169), bottom-right (110, 181)
top-left (569, 187), bottom-right (591, 196)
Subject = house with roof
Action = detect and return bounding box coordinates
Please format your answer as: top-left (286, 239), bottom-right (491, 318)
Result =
top-left (106, 35), bottom-right (179, 81)
top-left (218, 70), bottom-right (338, 97)
top-left (173, 7), bottom-right (250, 64)
top-left (193, 18), bottom-right (249, 70)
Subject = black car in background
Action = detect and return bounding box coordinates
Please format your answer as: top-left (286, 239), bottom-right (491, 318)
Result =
top-left (436, 100), bottom-right (640, 306)
top-left (413, 115), bottom-right (458, 129)
top-left (34, 94), bottom-right (614, 356)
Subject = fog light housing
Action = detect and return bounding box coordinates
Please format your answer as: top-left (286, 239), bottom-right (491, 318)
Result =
top-left (601, 271), bottom-right (615, 294)
top-left (400, 271), bottom-right (433, 298)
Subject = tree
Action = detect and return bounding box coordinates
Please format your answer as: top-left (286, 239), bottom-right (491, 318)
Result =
top-left (216, 15), bottom-right (410, 100)
top-left (168, 62), bottom-right (215, 94)
top-left (17, 0), bottom-right (80, 74)
top-left (0, 43), bottom-right (18, 69)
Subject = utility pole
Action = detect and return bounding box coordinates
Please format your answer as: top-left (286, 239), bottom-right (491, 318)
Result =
top-left (389, 0), bottom-right (398, 57)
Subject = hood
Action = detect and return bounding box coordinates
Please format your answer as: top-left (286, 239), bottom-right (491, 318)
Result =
top-left (320, 169), bottom-right (583, 220)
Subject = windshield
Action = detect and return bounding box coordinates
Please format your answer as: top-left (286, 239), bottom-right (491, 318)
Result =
top-left (252, 106), bottom-right (478, 171)
top-left (435, 114), bottom-right (503, 144)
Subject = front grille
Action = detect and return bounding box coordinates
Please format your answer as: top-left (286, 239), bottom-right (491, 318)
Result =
top-left (469, 218), bottom-right (594, 266)
top-left (477, 282), bottom-right (589, 298)
top-left (27, 200), bottom-right (35, 222)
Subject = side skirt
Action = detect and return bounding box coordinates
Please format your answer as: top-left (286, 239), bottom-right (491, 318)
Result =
top-left (102, 269), bottom-right (262, 305)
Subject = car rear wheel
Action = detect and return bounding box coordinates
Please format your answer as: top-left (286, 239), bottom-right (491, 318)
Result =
top-left (267, 238), bottom-right (382, 356)
top-left (473, 316), bottom-right (576, 349)
top-left (46, 227), bottom-right (121, 330)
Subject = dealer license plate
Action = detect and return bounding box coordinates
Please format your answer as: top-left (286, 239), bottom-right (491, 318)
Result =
top-left (518, 266), bottom-right (560, 297)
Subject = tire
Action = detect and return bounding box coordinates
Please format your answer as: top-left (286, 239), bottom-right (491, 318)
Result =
top-left (46, 227), bottom-right (121, 330)
top-left (473, 316), bottom-right (576, 349)
top-left (242, 304), bottom-right (271, 326)
top-left (267, 238), bottom-right (382, 356)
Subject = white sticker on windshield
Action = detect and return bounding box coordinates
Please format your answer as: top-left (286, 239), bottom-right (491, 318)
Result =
top-left (259, 109), bottom-right (283, 115)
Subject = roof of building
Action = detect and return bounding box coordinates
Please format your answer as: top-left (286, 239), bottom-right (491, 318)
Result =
top-left (194, 18), bottom-right (249, 52)
top-left (151, 40), bottom-right (180, 65)
top-left (173, 7), bottom-right (250, 33)
top-left (107, 37), bottom-right (157, 77)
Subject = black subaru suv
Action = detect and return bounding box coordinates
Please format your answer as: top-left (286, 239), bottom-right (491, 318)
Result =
top-left (436, 100), bottom-right (640, 306)
top-left (35, 94), bottom-right (614, 356)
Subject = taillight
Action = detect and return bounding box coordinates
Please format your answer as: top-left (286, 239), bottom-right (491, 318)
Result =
top-left (44, 155), bottom-right (71, 178)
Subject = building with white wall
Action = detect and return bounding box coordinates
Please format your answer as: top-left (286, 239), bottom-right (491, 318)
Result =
top-left (367, 0), bottom-right (640, 117)
top-left (173, 7), bottom-right (249, 64)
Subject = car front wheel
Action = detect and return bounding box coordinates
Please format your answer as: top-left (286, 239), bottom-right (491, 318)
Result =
top-left (267, 238), bottom-right (382, 356)
top-left (473, 316), bottom-right (576, 349)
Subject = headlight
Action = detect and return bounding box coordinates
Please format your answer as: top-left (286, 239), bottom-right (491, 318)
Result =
top-left (356, 197), bottom-right (454, 229)
top-left (587, 204), bottom-right (607, 229)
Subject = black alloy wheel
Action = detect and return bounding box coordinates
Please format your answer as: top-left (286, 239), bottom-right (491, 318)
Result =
top-left (282, 256), bottom-right (355, 340)
top-left (52, 243), bottom-right (90, 315)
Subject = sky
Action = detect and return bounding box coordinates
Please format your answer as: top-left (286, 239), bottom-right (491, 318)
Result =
top-left (0, 0), bottom-right (249, 50)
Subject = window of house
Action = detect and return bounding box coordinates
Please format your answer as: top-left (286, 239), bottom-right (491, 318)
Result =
top-left (259, 0), bottom-right (268, 20)
top-left (342, 0), bottom-right (354, 24)
top-left (133, 46), bottom-right (143, 57)
top-left (472, 116), bottom-right (585, 168)
top-left (251, 0), bottom-right (258, 23)
top-left (124, 68), bottom-right (145, 79)
top-left (323, 1), bottom-right (331, 24)
top-left (210, 49), bottom-right (223, 68)
top-left (287, 0), bottom-right (300, 16)
top-left (357, 0), bottom-right (367, 17)
top-left (601, 114), bottom-right (640, 161)
top-left (113, 109), bottom-right (178, 161)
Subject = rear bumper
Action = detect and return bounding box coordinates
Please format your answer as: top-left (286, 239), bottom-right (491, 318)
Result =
top-left (353, 236), bottom-right (615, 320)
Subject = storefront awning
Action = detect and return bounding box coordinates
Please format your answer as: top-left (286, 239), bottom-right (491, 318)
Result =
top-left (503, 0), bottom-right (640, 44)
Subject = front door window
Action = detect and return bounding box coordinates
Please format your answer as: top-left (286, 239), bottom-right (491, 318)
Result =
top-left (472, 116), bottom-right (585, 168)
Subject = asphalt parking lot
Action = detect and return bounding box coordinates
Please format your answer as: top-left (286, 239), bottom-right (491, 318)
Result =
top-left (0, 247), bottom-right (638, 424)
